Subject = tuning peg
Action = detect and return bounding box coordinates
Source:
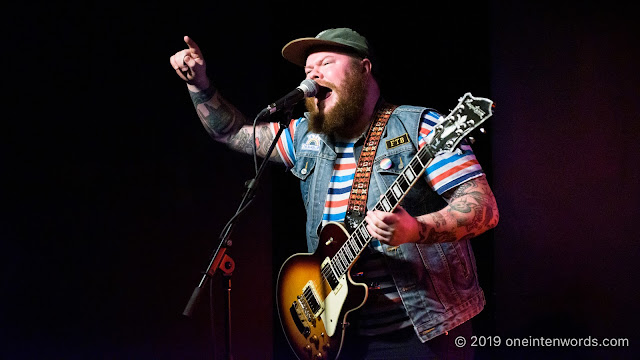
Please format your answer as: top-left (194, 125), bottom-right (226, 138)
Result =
top-left (468, 137), bottom-right (476, 144)
top-left (479, 128), bottom-right (486, 134)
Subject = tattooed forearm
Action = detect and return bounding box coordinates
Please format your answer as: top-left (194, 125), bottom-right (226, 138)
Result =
top-left (189, 86), bottom-right (245, 140)
top-left (227, 128), bottom-right (253, 154)
top-left (187, 87), bottom-right (282, 162)
top-left (189, 84), bottom-right (216, 105)
top-left (227, 126), bottom-right (280, 159)
top-left (430, 212), bottom-right (447, 228)
top-left (417, 218), bottom-right (457, 244)
top-left (445, 177), bottom-right (499, 230)
top-left (415, 175), bottom-right (499, 244)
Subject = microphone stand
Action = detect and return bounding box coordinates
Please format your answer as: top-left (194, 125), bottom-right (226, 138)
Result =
top-left (182, 106), bottom-right (294, 360)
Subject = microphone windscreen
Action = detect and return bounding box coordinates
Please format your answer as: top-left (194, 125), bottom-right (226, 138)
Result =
top-left (299, 79), bottom-right (319, 97)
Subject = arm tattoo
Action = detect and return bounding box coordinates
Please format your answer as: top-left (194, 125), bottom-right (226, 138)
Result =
top-left (430, 212), bottom-right (447, 228)
top-left (417, 219), bottom-right (457, 244)
top-left (443, 177), bottom-right (499, 233)
top-left (228, 126), bottom-right (279, 159)
top-left (189, 86), bottom-right (245, 139)
top-left (188, 87), bottom-right (284, 163)
top-left (416, 177), bottom-right (497, 244)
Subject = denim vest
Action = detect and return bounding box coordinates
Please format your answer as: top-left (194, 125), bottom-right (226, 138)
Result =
top-left (289, 105), bottom-right (485, 342)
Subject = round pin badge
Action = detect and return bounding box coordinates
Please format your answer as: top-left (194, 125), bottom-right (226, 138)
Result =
top-left (380, 158), bottom-right (393, 170)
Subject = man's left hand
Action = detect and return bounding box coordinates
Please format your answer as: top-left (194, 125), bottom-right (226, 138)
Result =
top-left (365, 206), bottom-right (419, 246)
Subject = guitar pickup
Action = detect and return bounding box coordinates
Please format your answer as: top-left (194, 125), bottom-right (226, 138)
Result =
top-left (301, 281), bottom-right (324, 318)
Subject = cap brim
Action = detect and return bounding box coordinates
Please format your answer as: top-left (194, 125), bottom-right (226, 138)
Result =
top-left (281, 38), bottom-right (360, 67)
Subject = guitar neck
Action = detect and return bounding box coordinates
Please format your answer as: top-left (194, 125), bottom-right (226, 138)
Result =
top-left (330, 142), bottom-right (436, 277)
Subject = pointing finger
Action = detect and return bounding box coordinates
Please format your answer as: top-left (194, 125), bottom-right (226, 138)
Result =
top-left (184, 35), bottom-right (202, 59)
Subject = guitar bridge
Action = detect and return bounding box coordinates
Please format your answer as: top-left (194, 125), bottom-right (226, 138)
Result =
top-left (289, 302), bottom-right (310, 337)
top-left (289, 281), bottom-right (324, 337)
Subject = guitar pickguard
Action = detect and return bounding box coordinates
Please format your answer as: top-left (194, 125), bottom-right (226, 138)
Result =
top-left (318, 260), bottom-right (348, 337)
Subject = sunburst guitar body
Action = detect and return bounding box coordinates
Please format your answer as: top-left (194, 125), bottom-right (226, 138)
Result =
top-left (277, 222), bottom-right (367, 360)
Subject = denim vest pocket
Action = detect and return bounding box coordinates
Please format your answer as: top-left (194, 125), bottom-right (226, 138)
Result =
top-left (290, 154), bottom-right (318, 209)
top-left (450, 241), bottom-right (471, 279)
top-left (373, 147), bottom-right (415, 179)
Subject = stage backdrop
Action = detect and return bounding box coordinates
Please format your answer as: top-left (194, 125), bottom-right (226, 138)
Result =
top-left (2, 1), bottom-right (638, 359)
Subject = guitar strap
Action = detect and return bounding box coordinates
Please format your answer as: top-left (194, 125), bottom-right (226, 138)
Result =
top-left (344, 102), bottom-right (398, 233)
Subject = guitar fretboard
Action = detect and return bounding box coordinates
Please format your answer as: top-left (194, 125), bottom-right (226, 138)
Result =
top-left (326, 142), bottom-right (436, 278)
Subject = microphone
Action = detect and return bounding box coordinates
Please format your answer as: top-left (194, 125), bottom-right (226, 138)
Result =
top-left (258, 79), bottom-right (319, 120)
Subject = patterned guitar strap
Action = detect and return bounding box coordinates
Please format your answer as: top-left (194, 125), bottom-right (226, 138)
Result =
top-left (344, 102), bottom-right (398, 234)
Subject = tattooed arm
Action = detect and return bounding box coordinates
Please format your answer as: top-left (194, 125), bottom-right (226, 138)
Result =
top-left (416, 175), bottom-right (499, 244)
top-left (188, 85), bottom-right (281, 160)
top-left (365, 175), bottom-right (499, 245)
top-left (170, 35), bottom-right (281, 161)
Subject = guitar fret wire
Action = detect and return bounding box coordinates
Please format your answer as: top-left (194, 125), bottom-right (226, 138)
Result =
top-left (409, 159), bottom-right (422, 175)
top-left (329, 259), bottom-right (339, 279)
top-left (346, 242), bottom-right (358, 262)
top-left (386, 193), bottom-right (397, 207)
top-left (333, 256), bottom-right (342, 275)
top-left (339, 251), bottom-right (348, 271)
top-left (344, 242), bottom-right (354, 260)
top-left (342, 248), bottom-right (351, 264)
top-left (359, 230), bottom-right (368, 246)
top-left (391, 183), bottom-right (402, 199)
top-left (413, 154), bottom-right (424, 167)
top-left (335, 253), bottom-right (344, 274)
top-left (349, 239), bottom-right (359, 255)
top-left (405, 166), bottom-right (416, 182)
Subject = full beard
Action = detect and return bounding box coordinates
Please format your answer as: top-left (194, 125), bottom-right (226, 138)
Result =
top-left (305, 67), bottom-right (368, 139)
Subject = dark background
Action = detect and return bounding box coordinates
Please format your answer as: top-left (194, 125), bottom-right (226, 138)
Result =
top-left (3, 0), bottom-right (638, 359)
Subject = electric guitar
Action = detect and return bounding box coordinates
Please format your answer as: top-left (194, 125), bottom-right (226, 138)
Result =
top-left (276, 93), bottom-right (494, 360)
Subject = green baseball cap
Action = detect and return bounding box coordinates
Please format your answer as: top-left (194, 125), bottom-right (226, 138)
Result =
top-left (282, 28), bottom-right (371, 67)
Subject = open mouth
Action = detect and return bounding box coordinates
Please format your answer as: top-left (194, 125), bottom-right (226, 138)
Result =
top-left (315, 86), bottom-right (333, 101)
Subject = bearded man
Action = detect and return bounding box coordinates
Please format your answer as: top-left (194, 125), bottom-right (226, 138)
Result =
top-left (170, 28), bottom-right (499, 360)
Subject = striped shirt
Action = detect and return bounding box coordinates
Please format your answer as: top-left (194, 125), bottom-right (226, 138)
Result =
top-left (321, 141), bottom-right (358, 226)
top-left (270, 109), bottom-right (484, 335)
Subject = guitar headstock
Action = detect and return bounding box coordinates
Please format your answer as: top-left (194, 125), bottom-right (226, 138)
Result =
top-left (427, 93), bottom-right (494, 154)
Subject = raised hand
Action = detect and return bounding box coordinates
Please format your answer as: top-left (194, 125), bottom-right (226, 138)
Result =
top-left (169, 36), bottom-right (209, 90)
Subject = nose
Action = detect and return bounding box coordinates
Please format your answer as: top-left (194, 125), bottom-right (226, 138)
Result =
top-left (306, 67), bottom-right (322, 80)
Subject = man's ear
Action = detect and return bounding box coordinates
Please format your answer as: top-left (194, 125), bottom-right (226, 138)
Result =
top-left (361, 58), bottom-right (373, 75)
